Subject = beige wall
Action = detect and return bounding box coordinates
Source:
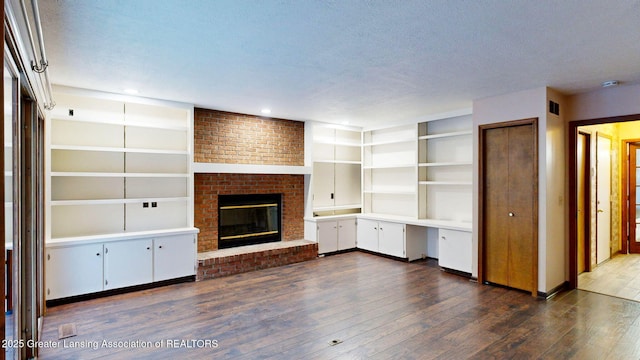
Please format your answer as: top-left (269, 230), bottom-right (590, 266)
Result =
top-left (473, 87), bottom-right (568, 293)
top-left (567, 84), bottom-right (640, 121)
top-left (472, 83), bottom-right (640, 294)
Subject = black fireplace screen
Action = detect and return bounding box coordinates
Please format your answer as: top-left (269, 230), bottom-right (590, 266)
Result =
top-left (218, 194), bottom-right (282, 249)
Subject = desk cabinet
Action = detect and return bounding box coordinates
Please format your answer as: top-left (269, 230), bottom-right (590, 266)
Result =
top-left (438, 228), bottom-right (472, 273)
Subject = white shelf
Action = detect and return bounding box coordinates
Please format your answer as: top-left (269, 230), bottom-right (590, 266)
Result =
top-left (51, 144), bottom-right (188, 155)
top-left (363, 138), bottom-right (414, 147)
top-left (419, 181), bottom-right (472, 186)
top-left (51, 172), bottom-right (189, 178)
top-left (363, 164), bottom-right (415, 169)
top-left (418, 130), bottom-right (472, 140)
top-left (357, 213), bottom-right (472, 231)
top-left (313, 204), bottom-right (362, 212)
top-left (363, 189), bottom-right (416, 195)
top-left (49, 116), bottom-right (188, 131)
top-left (314, 160), bottom-right (362, 165)
top-left (313, 138), bottom-right (361, 147)
top-left (51, 197), bottom-right (189, 206)
top-left (419, 162), bottom-right (472, 167)
top-left (47, 227), bottom-right (199, 248)
top-left (192, 162), bottom-right (312, 175)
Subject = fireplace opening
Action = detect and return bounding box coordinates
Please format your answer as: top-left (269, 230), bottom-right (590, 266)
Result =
top-left (218, 194), bottom-right (282, 249)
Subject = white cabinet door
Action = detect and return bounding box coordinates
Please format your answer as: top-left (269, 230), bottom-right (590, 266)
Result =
top-left (378, 221), bottom-right (405, 258)
top-left (313, 162), bottom-right (336, 208)
top-left (46, 244), bottom-right (104, 300)
top-left (317, 221), bottom-right (339, 254)
top-left (337, 219), bottom-right (357, 250)
top-left (438, 229), bottom-right (472, 273)
top-left (334, 163), bottom-right (361, 207)
top-left (154, 234), bottom-right (196, 282)
top-left (104, 239), bottom-right (153, 290)
top-left (357, 218), bottom-right (379, 252)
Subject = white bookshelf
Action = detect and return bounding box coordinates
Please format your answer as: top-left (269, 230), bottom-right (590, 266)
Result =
top-left (46, 90), bottom-right (198, 300)
top-left (49, 92), bottom-right (193, 239)
top-left (418, 114), bottom-right (472, 224)
top-left (311, 123), bottom-right (362, 217)
top-left (362, 124), bottom-right (418, 218)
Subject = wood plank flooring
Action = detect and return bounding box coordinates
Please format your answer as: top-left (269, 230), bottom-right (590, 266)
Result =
top-left (579, 253), bottom-right (640, 301)
top-left (38, 252), bottom-right (640, 359)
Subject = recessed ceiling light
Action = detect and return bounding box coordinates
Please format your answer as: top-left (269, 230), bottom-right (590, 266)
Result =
top-left (601, 80), bottom-right (619, 88)
top-left (261, 108), bottom-right (271, 115)
top-left (123, 88), bottom-right (139, 94)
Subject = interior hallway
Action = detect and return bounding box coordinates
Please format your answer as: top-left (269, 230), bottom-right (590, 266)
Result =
top-left (578, 253), bottom-right (640, 302)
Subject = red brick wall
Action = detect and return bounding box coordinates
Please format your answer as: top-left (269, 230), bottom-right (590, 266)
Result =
top-left (195, 173), bottom-right (305, 252)
top-left (194, 108), bottom-right (304, 165)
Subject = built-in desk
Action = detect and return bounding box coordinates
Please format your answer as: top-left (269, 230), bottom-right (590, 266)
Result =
top-left (355, 214), bottom-right (472, 274)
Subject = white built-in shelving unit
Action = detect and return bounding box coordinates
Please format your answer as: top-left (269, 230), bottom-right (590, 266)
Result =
top-left (362, 124), bottom-right (418, 218)
top-left (311, 123), bottom-right (362, 216)
top-left (46, 89), bottom-right (198, 300)
top-left (357, 114), bottom-right (473, 272)
top-left (304, 122), bottom-right (361, 254)
top-left (417, 114), bottom-right (472, 225)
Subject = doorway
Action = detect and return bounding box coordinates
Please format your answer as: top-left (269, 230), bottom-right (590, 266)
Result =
top-left (569, 115), bottom-right (640, 291)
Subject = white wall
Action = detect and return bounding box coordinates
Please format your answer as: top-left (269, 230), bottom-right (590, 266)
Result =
top-left (473, 86), bottom-right (566, 293)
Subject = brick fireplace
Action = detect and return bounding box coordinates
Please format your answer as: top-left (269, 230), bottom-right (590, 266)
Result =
top-left (193, 108), bottom-right (315, 279)
top-left (194, 173), bottom-right (305, 252)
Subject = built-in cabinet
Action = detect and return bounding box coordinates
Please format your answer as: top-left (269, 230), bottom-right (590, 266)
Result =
top-left (46, 233), bottom-right (197, 300)
top-left (307, 115), bottom-right (473, 272)
top-left (315, 217), bottom-right (357, 254)
top-left (311, 123), bottom-right (362, 216)
top-left (46, 89), bottom-right (198, 300)
top-left (356, 218), bottom-right (427, 261)
top-left (438, 228), bottom-right (472, 273)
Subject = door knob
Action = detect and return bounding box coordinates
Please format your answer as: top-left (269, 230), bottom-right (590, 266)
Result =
top-left (597, 209), bottom-right (604, 213)
top-left (508, 212), bottom-right (515, 217)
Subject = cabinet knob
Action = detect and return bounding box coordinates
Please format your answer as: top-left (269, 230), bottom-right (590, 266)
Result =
top-left (158, 245), bottom-right (163, 249)
top-left (96, 253), bottom-right (100, 256)
top-left (441, 236), bottom-right (446, 240)
top-left (508, 212), bottom-right (515, 217)
top-left (146, 247), bottom-right (151, 250)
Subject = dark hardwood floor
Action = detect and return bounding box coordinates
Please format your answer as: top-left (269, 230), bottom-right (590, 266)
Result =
top-left (38, 252), bottom-right (640, 359)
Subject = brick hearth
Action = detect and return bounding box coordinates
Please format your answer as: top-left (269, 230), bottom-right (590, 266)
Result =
top-left (197, 240), bottom-right (317, 280)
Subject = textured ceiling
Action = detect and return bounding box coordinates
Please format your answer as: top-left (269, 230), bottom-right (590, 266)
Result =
top-left (38, 0), bottom-right (640, 128)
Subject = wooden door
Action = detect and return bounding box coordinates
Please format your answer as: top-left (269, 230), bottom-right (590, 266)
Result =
top-left (629, 143), bottom-right (640, 253)
top-left (480, 119), bottom-right (538, 295)
top-left (596, 135), bottom-right (611, 264)
top-left (577, 133), bottom-right (590, 272)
